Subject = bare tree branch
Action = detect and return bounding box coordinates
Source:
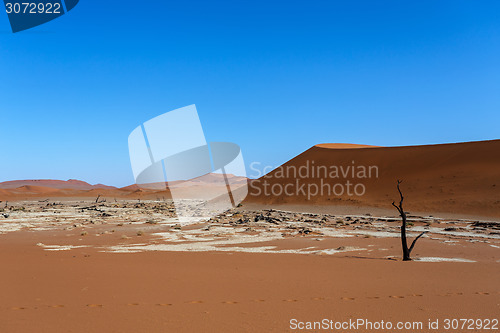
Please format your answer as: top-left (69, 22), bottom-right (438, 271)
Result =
top-left (396, 180), bottom-right (404, 204)
top-left (408, 231), bottom-right (428, 254)
top-left (391, 201), bottom-right (402, 214)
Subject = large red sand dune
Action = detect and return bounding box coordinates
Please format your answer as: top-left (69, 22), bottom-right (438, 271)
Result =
top-left (244, 140), bottom-right (500, 218)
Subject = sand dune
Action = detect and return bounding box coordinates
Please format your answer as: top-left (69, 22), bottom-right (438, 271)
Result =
top-left (245, 140), bottom-right (500, 218)
top-left (9, 185), bottom-right (62, 194)
top-left (0, 174), bottom-right (246, 201)
top-left (0, 179), bottom-right (116, 191)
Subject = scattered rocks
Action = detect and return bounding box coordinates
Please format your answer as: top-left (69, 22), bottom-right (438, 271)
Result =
top-left (472, 221), bottom-right (500, 230)
top-left (298, 227), bottom-right (312, 235)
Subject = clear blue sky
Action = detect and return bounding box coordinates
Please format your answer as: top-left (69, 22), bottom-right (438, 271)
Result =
top-left (1, 0), bottom-right (499, 186)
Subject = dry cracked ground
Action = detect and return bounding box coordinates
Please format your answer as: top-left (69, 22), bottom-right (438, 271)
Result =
top-left (1, 199), bottom-right (499, 263)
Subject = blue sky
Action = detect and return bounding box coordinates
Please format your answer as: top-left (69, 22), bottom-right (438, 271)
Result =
top-left (1, 0), bottom-right (499, 186)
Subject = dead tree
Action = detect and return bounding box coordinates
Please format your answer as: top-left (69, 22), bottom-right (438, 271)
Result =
top-left (392, 180), bottom-right (427, 261)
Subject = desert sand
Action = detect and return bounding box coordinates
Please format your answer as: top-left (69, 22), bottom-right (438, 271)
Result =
top-left (0, 140), bottom-right (499, 332)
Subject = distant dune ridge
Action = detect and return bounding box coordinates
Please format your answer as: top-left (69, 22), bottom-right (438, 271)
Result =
top-left (0, 174), bottom-right (247, 201)
top-left (0, 179), bottom-right (116, 191)
top-left (1, 140), bottom-right (499, 218)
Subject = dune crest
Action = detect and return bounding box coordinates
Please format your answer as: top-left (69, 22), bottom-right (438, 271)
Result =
top-left (315, 143), bottom-right (380, 149)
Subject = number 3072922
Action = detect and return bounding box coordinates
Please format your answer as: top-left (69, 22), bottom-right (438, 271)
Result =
top-left (5, 2), bottom-right (61, 14)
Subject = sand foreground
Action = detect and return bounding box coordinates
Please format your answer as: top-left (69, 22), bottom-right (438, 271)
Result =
top-left (0, 200), bottom-right (499, 332)
top-left (1, 245), bottom-right (499, 332)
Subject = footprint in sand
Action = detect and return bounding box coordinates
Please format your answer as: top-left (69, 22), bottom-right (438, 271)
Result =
top-left (49, 305), bottom-right (65, 308)
top-left (366, 296), bottom-right (380, 299)
top-left (389, 296), bottom-right (405, 299)
top-left (341, 297), bottom-right (355, 301)
top-left (410, 294), bottom-right (423, 297)
top-left (283, 299), bottom-right (299, 302)
top-left (253, 299), bottom-right (266, 303)
top-left (156, 303), bottom-right (172, 306)
top-left (87, 304), bottom-right (103, 308)
top-left (127, 303), bottom-right (140, 306)
top-left (188, 300), bottom-right (204, 304)
top-left (222, 301), bottom-right (238, 304)
top-left (440, 292), bottom-right (463, 296)
top-left (312, 297), bottom-right (325, 301)
top-left (11, 307), bottom-right (26, 310)
top-left (476, 292), bottom-right (490, 295)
